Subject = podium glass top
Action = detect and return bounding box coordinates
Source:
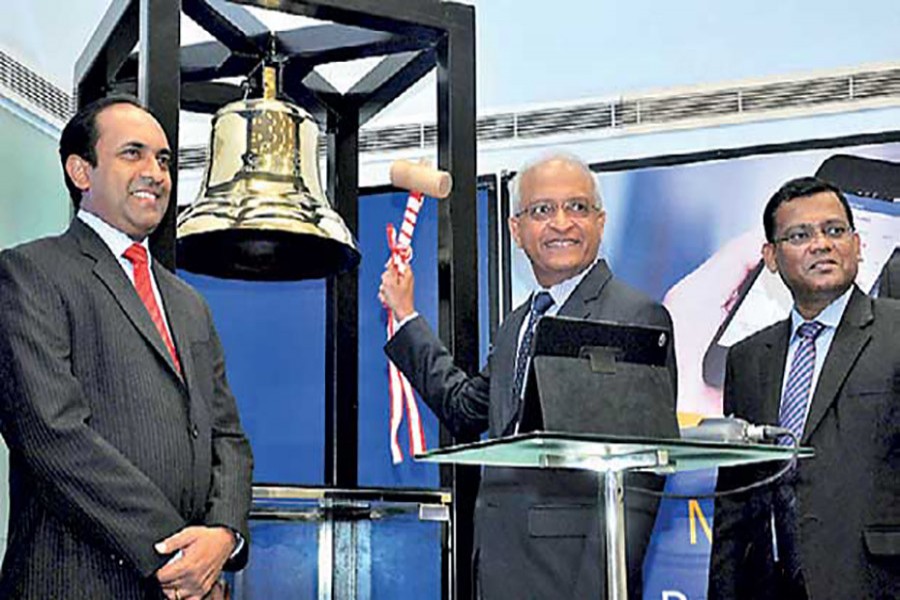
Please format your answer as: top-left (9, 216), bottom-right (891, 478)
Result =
top-left (415, 431), bottom-right (814, 474)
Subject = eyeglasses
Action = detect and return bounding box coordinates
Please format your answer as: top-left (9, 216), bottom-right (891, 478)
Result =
top-left (515, 198), bottom-right (599, 222)
top-left (773, 221), bottom-right (853, 247)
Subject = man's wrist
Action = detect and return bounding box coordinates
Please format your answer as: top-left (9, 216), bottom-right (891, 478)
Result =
top-left (392, 304), bottom-right (416, 321)
top-left (207, 526), bottom-right (240, 559)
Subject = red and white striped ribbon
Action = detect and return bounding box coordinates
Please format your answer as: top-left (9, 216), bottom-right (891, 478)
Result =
top-left (386, 191), bottom-right (427, 464)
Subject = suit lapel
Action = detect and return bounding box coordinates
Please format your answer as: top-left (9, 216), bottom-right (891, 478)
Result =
top-left (803, 288), bottom-right (873, 442)
top-left (558, 260), bottom-right (613, 319)
top-left (154, 265), bottom-right (193, 386)
top-left (70, 220), bottom-right (183, 382)
top-left (495, 302), bottom-right (529, 436)
top-left (757, 321), bottom-right (790, 427)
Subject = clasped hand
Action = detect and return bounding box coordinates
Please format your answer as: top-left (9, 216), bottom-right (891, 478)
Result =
top-left (156, 526), bottom-right (235, 600)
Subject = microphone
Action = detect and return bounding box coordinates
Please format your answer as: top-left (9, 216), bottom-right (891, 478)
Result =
top-left (627, 417), bottom-right (801, 500)
top-left (680, 417), bottom-right (794, 444)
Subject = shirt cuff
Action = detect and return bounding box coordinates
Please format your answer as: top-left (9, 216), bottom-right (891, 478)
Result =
top-left (230, 531), bottom-right (244, 559)
top-left (393, 311), bottom-right (420, 334)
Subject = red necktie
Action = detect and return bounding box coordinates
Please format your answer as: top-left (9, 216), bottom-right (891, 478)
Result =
top-left (123, 243), bottom-right (182, 374)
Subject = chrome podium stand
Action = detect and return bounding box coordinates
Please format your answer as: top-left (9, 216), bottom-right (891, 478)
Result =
top-left (416, 432), bottom-right (813, 600)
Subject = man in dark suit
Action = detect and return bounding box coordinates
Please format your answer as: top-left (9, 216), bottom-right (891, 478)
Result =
top-left (878, 248), bottom-right (900, 299)
top-left (379, 153), bottom-right (676, 599)
top-left (710, 177), bottom-right (900, 599)
top-left (0, 96), bottom-right (253, 599)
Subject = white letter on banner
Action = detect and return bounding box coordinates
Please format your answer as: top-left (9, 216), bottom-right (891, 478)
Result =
top-left (662, 591), bottom-right (688, 600)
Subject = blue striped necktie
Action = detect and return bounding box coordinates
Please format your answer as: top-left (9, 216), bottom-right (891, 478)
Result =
top-left (510, 291), bottom-right (555, 425)
top-left (778, 321), bottom-right (825, 445)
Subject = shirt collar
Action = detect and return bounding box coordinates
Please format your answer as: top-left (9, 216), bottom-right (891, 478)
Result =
top-left (536, 257), bottom-right (600, 309)
top-left (789, 285), bottom-right (853, 337)
top-left (77, 209), bottom-right (151, 263)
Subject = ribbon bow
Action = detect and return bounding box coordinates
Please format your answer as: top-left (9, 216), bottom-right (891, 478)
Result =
top-left (385, 191), bottom-right (427, 464)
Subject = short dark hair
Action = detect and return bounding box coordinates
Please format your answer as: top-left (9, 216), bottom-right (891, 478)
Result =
top-left (59, 94), bottom-right (146, 208)
top-left (763, 176), bottom-right (854, 242)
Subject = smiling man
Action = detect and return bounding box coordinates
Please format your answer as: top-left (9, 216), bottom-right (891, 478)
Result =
top-left (710, 177), bottom-right (900, 599)
top-left (0, 96), bottom-right (253, 600)
top-left (379, 153), bottom-right (676, 600)
top-left (71, 100), bottom-right (173, 239)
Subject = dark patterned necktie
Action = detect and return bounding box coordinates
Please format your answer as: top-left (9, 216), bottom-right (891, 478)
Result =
top-left (510, 291), bottom-right (555, 423)
top-left (777, 320), bottom-right (825, 445)
top-left (773, 320), bottom-right (824, 590)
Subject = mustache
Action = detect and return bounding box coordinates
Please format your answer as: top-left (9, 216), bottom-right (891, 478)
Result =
top-left (129, 179), bottom-right (166, 195)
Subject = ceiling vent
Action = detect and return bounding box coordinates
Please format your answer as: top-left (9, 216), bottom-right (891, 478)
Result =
top-left (0, 50), bottom-right (72, 123)
top-left (332, 63), bottom-right (900, 155)
top-left (359, 123), bottom-right (422, 153)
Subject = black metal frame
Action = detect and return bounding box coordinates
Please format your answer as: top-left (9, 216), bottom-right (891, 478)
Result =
top-left (499, 170), bottom-right (514, 321)
top-left (481, 175), bottom-right (501, 341)
top-left (74, 1), bottom-right (478, 598)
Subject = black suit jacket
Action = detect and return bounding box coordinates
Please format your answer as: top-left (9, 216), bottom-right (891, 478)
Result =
top-left (710, 287), bottom-right (900, 600)
top-left (0, 219), bottom-right (253, 599)
top-left (880, 249), bottom-right (900, 300)
top-left (386, 260), bottom-right (676, 600)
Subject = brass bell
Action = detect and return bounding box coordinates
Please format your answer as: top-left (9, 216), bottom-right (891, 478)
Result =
top-left (176, 67), bottom-right (360, 280)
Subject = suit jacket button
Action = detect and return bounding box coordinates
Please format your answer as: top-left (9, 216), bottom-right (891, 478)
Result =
top-left (191, 425), bottom-right (199, 439)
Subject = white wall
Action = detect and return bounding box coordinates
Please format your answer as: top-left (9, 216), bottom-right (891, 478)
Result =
top-left (0, 100), bottom-right (72, 563)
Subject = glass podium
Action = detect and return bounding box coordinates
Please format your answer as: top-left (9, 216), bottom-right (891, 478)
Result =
top-left (416, 432), bottom-right (813, 600)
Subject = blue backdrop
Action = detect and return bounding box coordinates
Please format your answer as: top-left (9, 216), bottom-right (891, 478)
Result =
top-left (181, 184), bottom-right (493, 488)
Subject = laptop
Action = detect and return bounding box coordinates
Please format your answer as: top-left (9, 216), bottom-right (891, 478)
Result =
top-left (519, 316), bottom-right (679, 439)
